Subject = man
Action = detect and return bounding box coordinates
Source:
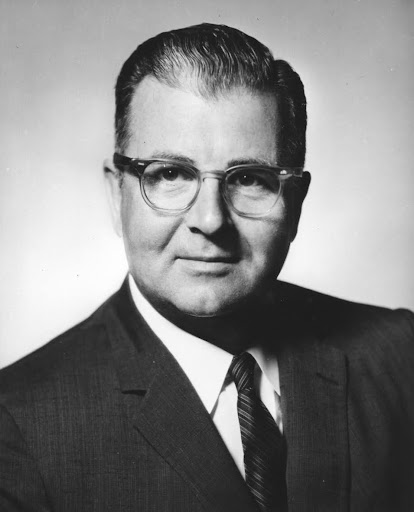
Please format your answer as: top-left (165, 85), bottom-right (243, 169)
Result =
top-left (1, 23), bottom-right (413, 512)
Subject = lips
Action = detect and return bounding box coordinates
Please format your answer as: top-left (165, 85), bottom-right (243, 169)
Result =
top-left (178, 255), bottom-right (239, 263)
top-left (177, 257), bottom-right (238, 277)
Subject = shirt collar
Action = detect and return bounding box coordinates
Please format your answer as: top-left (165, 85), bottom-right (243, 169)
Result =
top-left (128, 275), bottom-right (233, 413)
top-left (249, 346), bottom-right (280, 395)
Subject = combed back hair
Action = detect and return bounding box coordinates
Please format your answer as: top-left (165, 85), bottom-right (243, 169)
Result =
top-left (115, 23), bottom-right (307, 166)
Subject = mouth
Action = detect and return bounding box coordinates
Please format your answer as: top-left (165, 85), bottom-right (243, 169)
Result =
top-left (177, 255), bottom-right (239, 274)
top-left (178, 256), bottom-right (239, 263)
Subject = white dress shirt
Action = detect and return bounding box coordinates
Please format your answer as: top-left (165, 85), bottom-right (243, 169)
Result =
top-left (128, 275), bottom-right (283, 478)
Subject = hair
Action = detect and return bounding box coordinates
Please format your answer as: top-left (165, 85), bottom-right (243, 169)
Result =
top-left (115, 23), bottom-right (307, 166)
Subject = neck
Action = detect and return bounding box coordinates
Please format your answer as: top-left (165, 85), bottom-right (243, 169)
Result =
top-left (153, 295), bottom-right (279, 354)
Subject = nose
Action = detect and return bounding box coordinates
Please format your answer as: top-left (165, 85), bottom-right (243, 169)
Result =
top-left (185, 175), bottom-right (230, 235)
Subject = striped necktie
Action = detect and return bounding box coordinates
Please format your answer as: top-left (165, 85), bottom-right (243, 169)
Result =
top-left (229, 352), bottom-right (287, 512)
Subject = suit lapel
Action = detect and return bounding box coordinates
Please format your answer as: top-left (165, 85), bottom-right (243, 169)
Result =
top-left (278, 329), bottom-right (349, 512)
top-left (105, 281), bottom-right (258, 512)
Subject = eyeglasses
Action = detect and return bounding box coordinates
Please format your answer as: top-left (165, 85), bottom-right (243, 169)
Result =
top-left (113, 153), bottom-right (304, 218)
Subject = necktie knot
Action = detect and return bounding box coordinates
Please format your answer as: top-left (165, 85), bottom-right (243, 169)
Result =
top-left (229, 352), bottom-right (256, 393)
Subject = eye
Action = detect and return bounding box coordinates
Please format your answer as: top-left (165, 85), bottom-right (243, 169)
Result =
top-left (226, 168), bottom-right (281, 198)
top-left (161, 167), bottom-right (180, 181)
top-left (144, 162), bottom-right (195, 183)
top-left (236, 173), bottom-right (257, 187)
top-left (228, 169), bottom-right (273, 189)
top-left (236, 172), bottom-right (269, 188)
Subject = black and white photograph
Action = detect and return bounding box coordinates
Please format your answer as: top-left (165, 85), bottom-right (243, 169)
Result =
top-left (1, 1), bottom-right (413, 510)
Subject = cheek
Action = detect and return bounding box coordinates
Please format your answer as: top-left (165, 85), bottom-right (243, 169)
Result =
top-left (244, 206), bottom-right (291, 257)
top-left (120, 190), bottom-right (180, 262)
top-left (252, 225), bottom-right (290, 266)
top-left (240, 220), bottom-right (292, 286)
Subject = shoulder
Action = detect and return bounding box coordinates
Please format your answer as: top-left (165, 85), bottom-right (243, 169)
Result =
top-left (275, 279), bottom-right (414, 336)
top-left (275, 280), bottom-right (414, 363)
top-left (0, 290), bottom-right (119, 410)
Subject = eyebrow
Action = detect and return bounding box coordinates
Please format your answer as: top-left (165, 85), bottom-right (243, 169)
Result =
top-left (227, 157), bottom-right (274, 167)
top-left (149, 152), bottom-right (275, 168)
top-left (150, 152), bottom-right (196, 165)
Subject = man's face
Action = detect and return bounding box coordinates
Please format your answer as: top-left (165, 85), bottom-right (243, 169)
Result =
top-left (107, 77), bottom-right (306, 318)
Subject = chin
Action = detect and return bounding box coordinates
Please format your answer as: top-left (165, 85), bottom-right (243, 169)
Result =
top-left (170, 289), bottom-right (250, 319)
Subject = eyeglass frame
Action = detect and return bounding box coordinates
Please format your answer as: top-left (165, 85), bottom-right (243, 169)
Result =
top-left (113, 152), bottom-right (304, 218)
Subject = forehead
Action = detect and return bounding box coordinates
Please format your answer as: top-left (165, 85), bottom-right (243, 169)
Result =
top-left (126, 77), bottom-right (280, 165)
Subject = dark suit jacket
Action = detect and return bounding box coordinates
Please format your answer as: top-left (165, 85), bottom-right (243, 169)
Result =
top-left (1, 280), bottom-right (414, 511)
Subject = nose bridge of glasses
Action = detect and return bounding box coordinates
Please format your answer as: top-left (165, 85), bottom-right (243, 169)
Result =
top-left (200, 170), bottom-right (227, 182)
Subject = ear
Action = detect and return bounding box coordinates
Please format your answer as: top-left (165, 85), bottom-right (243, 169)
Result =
top-left (103, 158), bottom-right (123, 237)
top-left (288, 171), bottom-right (311, 242)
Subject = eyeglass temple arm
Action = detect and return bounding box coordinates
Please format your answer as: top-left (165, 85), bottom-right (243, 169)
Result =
top-left (113, 153), bottom-right (146, 176)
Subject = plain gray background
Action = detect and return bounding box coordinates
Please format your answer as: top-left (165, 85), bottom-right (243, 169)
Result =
top-left (1, 0), bottom-right (413, 367)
